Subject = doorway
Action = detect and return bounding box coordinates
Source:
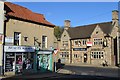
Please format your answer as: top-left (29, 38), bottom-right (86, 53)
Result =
top-left (15, 53), bottom-right (23, 74)
top-left (84, 53), bottom-right (87, 63)
top-left (37, 54), bottom-right (50, 72)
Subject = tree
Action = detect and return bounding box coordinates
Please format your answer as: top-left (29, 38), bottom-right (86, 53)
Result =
top-left (54, 26), bottom-right (63, 40)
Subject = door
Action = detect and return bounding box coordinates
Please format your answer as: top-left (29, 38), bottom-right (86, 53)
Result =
top-left (37, 54), bottom-right (49, 72)
top-left (15, 53), bottom-right (23, 74)
top-left (84, 54), bottom-right (87, 63)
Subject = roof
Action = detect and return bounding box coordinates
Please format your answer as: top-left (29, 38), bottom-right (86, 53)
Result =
top-left (67, 22), bottom-right (113, 39)
top-left (4, 2), bottom-right (55, 27)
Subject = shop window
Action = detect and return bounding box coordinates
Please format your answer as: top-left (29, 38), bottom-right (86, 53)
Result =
top-left (14, 32), bottom-right (21, 45)
top-left (5, 53), bottom-right (15, 72)
top-left (23, 53), bottom-right (34, 70)
top-left (42, 36), bottom-right (47, 48)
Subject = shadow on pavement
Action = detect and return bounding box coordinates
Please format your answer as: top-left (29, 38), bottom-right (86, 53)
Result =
top-left (2, 72), bottom-right (119, 80)
top-left (1, 63), bottom-right (119, 80)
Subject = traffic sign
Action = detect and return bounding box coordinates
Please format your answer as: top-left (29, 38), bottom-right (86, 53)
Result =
top-left (54, 49), bottom-right (58, 55)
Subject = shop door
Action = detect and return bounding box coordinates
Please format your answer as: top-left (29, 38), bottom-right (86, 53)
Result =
top-left (84, 54), bottom-right (87, 63)
top-left (38, 54), bottom-right (49, 72)
top-left (15, 54), bottom-right (23, 74)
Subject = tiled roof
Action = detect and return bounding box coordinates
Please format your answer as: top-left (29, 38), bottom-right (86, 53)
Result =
top-left (4, 2), bottom-right (55, 27)
top-left (68, 22), bottom-right (113, 39)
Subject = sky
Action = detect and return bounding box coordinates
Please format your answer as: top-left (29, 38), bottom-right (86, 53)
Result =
top-left (13, 2), bottom-right (118, 27)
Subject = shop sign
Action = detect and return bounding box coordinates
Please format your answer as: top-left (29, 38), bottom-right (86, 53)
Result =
top-left (5, 37), bottom-right (14, 43)
top-left (4, 46), bottom-right (35, 52)
top-left (73, 48), bottom-right (87, 51)
top-left (37, 51), bottom-right (53, 54)
top-left (87, 42), bottom-right (92, 46)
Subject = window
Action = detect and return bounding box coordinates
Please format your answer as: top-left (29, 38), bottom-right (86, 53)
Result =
top-left (74, 40), bottom-right (81, 46)
top-left (82, 40), bottom-right (86, 45)
top-left (24, 37), bottom-right (28, 41)
top-left (74, 54), bottom-right (78, 58)
top-left (14, 32), bottom-right (21, 45)
top-left (91, 51), bottom-right (104, 59)
top-left (61, 52), bottom-right (69, 58)
top-left (63, 41), bottom-right (68, 47)
top-left (74, 40), bottom-right (78, 45)
top-left (42, 36), bottom-right (47, 48)
top-left (93, 38), bottom-right (103, 45)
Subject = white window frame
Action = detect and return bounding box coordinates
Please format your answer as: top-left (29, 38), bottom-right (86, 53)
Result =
top-left (14, 32), bottom-right (21, 45)
top-left (91, 51), bottom-right (104, 59)
top-left (42, 36), bottom-right (47, 48)
top-left (93, 38), bottom-right (103, 45)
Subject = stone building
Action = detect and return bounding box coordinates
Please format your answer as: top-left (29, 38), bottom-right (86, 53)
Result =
top-left (59, 10), bottom-right (119, 66)
top-left (0, 2), bottom-right (55, 75)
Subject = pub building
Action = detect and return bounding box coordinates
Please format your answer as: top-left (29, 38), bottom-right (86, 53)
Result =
top-left (59, 10), bottom-right (120, 67)
top-left (4, 46), bottom-right (35, 75)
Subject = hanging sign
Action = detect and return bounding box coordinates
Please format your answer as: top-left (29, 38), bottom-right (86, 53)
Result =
top-left (87, 42), bottom-right (92, 46)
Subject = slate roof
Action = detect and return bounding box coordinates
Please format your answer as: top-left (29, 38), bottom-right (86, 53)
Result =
top-left (4, 2), bottom-right (55, 27)
top-left (67, 22), bottom-right (113, 39)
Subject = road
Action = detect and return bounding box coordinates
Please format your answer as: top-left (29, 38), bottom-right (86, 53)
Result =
top-left (57, 64), bottom-right (119, 78)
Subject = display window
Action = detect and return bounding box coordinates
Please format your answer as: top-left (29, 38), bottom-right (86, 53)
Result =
top-left (23, 53), bottom-right (34, 70)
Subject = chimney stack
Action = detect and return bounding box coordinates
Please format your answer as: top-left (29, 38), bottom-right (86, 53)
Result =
top-left (64, 20), bottom-right (71, 30)
top-left (112, 10), bottom-right (119, 26)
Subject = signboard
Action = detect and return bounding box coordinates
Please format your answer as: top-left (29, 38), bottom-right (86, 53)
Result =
top-left (5, 37), bottom-right (14, 43)
top-left (87, 42), bottom-right (92, 46)
top-left (4, 46), bottom-right (35, 52)
top-left (37, 51), bottom-right (53, 54)
top-left (73, 48), bottom-right (87, 51)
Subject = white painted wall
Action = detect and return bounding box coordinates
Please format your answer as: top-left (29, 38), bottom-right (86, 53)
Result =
top-left (0, 1), bottom-right (4, 67)
top-left (0, 1), bottom-right (4, 34)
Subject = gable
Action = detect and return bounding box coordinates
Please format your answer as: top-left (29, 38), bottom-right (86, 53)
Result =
top-left (61, 30), bottom-right (70, 41)
top-left (91, 25), bottom-right (104, 38)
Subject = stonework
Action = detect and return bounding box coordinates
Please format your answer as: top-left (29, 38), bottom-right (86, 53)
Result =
top-left (59, 11), bottom-right (119, 66)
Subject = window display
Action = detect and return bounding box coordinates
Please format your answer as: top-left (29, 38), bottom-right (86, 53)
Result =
top-left (5, 53), bottom-right (15, 72)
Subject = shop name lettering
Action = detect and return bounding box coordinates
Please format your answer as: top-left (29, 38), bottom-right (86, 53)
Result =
top-left (73, 48), bottom-right (87, 51)
top-left (8, 46), bottom-right (33, 50)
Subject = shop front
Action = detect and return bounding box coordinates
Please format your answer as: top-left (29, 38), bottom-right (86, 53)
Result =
top-left (37, 50), bottom-right (53, 72)
top-left (4, 46), bottom-right (35, 75)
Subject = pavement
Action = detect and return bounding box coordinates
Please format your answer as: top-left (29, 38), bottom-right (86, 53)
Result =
top-left (0, 63), bottom-right (119, 79)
